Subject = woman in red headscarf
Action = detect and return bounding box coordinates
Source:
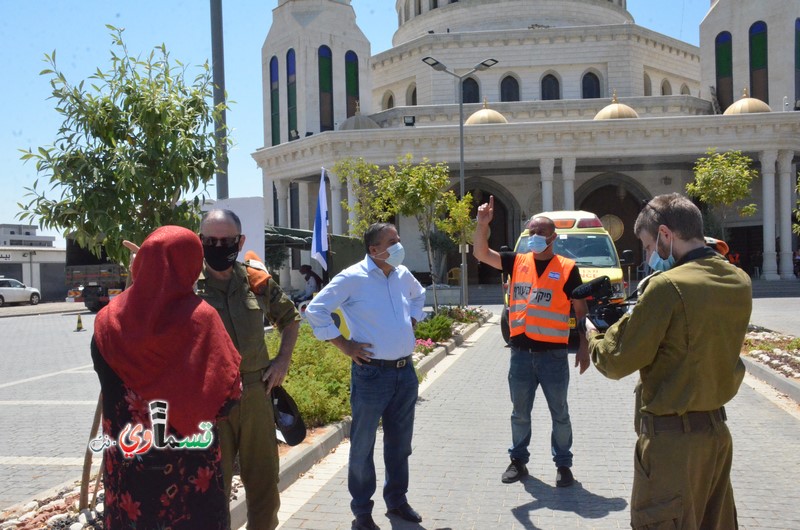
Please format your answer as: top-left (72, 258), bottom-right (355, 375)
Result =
top-left (92, 225), bottom-right (242, 529)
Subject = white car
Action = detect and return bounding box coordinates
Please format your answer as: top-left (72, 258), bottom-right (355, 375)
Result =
top-left (0, 277), bottom-right (41, 307)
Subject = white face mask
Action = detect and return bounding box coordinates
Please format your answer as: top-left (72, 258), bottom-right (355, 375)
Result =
top-left (375, 242), bottom-right (405, 268)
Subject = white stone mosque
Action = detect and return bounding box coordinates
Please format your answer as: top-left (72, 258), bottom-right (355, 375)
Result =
top-left (252, 0), bottom-right (800, 289)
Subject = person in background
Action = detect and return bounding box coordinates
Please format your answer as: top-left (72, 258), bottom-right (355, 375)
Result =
top-left (92, 225), bottom-right (242, 529)
top-left (293, 264), bottom-right (323, 303)
top-left (587, 193), bottom-right (751, 529)
top-left (305, 222), bottom-right (426, 530)
top-left (197, 209), bottom-right (300, 530)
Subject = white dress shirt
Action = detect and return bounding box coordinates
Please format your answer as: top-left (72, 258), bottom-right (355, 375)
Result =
top-left (305, 255), bottom-right (426, 360)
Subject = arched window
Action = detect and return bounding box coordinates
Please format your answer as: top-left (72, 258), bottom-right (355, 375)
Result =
top-left (406, 83), bottom-right (417, 106)
top-left (318, 46), bottom-right (334, 132)
top-left (500, 75), bottom-right (520, 102)
top-left (383, 91), bottom-right (395, 110)
top-left (661, 79), bottom-right (672, 95)
top-left (415, 0), bottom-right (422, 15)
top-left (796, 19), bottom-right (800, 104)
top-left (541, 74), bottom-right (560, 100)
top-left (269, 56), bottom-right (280, 146)
top-left (345, 51), bottom-right (360, 117)
top-left (750, 21), bottom-right (769, 103)
top-left (680, 84), bottom-right (690, 95)
top-left (643, 72), bottom-right (652, 96)
top-left (715, 32), bottom-right (733, 110)
top-left (462, 77), bottom-right (479, 103)
top-left (582, 72), bottom-right (601, 99)
top-left (286, 49), bottom-right (297, 140)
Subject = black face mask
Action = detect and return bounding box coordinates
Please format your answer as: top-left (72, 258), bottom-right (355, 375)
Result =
top-left (203, 243), bottom-right (239, 271)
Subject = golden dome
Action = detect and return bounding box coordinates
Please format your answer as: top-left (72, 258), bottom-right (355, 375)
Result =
top-left (339, 101), bottom-right (381, 131)
top-left (593, 91), bottom-right (639, 120)
top-left (465, 99), bottom-right (508, 125)
top-left (723, 88), bottom-right (772, 115)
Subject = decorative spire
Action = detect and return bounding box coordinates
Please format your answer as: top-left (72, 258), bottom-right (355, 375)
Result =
top-left (483, 97), bottom-right (489, 108)
top-left (741, 87), bottom-right (749, 99)
top-left (355, 100), bottom-right (361, 115)
top-left (612, 89), bottom-right (618, 104)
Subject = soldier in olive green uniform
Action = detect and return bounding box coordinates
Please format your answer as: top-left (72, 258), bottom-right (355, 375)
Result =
top-left (586, 194), bottom-right (751, 530)
top-left (198, 210), bottom-right (300, 530)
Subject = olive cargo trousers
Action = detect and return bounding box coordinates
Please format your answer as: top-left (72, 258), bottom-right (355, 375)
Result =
top-left (631, 419), bottom-right (737, 529)
top-left (219, 377), bottom-right (280, 530)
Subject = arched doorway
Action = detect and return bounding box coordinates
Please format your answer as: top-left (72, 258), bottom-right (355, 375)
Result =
top-left (445, 182), bottom-right (521, 286)
top-left (577, 176), bottom-right (651, 277)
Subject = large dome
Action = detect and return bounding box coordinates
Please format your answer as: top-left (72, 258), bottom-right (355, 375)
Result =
top-left (723, 88), bottom-right (772, 116)
top-left (393, 0), bottom-right (632, 46)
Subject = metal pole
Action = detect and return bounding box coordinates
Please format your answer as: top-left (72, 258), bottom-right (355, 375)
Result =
top-left (458, 76), bottom-right (468, 307)
top-left (210, 0), bottom-right (229, 199)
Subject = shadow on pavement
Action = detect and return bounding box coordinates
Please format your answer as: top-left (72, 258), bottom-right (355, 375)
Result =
top-left (510, 475), bottom-right (628, 529)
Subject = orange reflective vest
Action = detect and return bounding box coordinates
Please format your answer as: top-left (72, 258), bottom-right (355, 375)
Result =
top-left (508, 253), bottom-right (575, 344)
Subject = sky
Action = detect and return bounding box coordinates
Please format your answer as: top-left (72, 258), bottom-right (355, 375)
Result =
top-left (0, 0), bottom-right (710, 248)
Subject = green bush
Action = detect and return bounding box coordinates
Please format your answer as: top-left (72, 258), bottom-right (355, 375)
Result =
top-left (267, 323), bottom-right (351, 428)
top-left (414, 314), bottom-right (454, 342)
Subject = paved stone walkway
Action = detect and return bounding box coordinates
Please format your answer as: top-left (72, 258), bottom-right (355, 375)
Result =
top-left (274, 316), bottom-right (800, 530)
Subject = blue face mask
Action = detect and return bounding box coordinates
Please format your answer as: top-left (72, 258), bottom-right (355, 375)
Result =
top-left (527, 234), bottom-right (549, 254)
top-left (648, 233), bottom-right (675, 272)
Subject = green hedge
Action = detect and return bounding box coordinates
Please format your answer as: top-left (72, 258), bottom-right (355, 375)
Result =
top-left (267, 323), bottom-right (351, 428)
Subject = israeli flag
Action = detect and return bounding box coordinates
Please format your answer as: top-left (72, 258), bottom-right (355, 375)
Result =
top-left (311, 168), bottom-right (329, 270)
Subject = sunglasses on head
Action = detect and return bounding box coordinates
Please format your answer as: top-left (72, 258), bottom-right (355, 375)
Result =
top-left (199, 234), bottom-right (242, 247)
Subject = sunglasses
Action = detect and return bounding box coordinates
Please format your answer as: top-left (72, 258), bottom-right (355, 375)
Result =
top-left (199, 234), bottom-right (242, 247)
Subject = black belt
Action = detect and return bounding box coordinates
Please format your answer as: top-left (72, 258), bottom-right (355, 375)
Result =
top-left (640, 407), bottom-right (727, 435)
top-left (364, 355), bottom-right (412, 369)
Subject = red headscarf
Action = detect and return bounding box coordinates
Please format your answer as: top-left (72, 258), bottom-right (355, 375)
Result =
top-left (94, 225), bottom-right (241, 436)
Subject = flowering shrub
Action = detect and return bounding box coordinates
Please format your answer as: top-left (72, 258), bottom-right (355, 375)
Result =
top-left (414, 338), bottom-right (437, 355)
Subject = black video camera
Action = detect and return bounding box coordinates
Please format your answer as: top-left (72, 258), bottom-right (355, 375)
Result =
top-left (571, 275), bottom-right (631, 331)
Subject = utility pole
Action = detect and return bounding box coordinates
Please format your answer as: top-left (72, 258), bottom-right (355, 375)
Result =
top-left (210, 0), bottom-right (229, 199)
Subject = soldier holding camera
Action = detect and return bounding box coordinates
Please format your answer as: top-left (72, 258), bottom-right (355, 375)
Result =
top-left (474, 196), bottom-right (589, 488)
top-left (586, 193), bottom-right (751, 529)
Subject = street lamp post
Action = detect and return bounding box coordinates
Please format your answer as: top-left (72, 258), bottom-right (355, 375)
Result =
top-left (422, 56), bottom-right (498, 306)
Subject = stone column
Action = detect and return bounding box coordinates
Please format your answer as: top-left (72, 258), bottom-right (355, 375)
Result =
top-left (329, 171), bottom-right (343, 235)
top-left (777, 150), bottom-right (795, 279)
top-left (561, 157), bottom-right (576, 210)
top-left (760, 150), bottom-right (779, 280)
top-left (273, 179), bottom-right (292, 289)
top-left (298, 182), bottom-right (310, 230)
top-left (347, 178), bottom-right (356, 236)
top-left (540, 158), bottom-right (555, 212)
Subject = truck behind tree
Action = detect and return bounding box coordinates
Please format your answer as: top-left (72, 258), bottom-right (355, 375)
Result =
top-left (65, 238), bottom-right (127, 312)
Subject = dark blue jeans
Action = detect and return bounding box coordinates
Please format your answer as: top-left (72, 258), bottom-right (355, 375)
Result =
top-left (349, 361), bottom-right (418, 516)
top-left (508, 345), bottom-right (573, 468)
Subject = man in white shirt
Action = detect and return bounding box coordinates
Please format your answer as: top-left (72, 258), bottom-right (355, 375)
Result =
top-left (305, 222), bottom-right (426, 530)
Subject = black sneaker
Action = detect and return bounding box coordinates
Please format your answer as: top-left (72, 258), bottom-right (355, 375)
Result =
top-left (501, 459), bottom-right (528, 483)
top-left (556, 466), bottom-right (574, 487)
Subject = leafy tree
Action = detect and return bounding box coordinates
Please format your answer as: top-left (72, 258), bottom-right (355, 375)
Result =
top-left (18, 26), bottom-right (227, 266)
top-left (686, 148), bottom-right (757, 240)
top-left (336, 155), bottom-right (475, 308)
top-left (333, 157), bottom-right (391, 237)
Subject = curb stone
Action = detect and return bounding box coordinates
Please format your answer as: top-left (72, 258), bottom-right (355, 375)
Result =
top-left (741, 356), bottom-right (800, 404)
top-left (229, 312), bottom-right (491, 528)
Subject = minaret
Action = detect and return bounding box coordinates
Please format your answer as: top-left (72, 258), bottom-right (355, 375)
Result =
top-left (262, 0), bottom-right (372, 146)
